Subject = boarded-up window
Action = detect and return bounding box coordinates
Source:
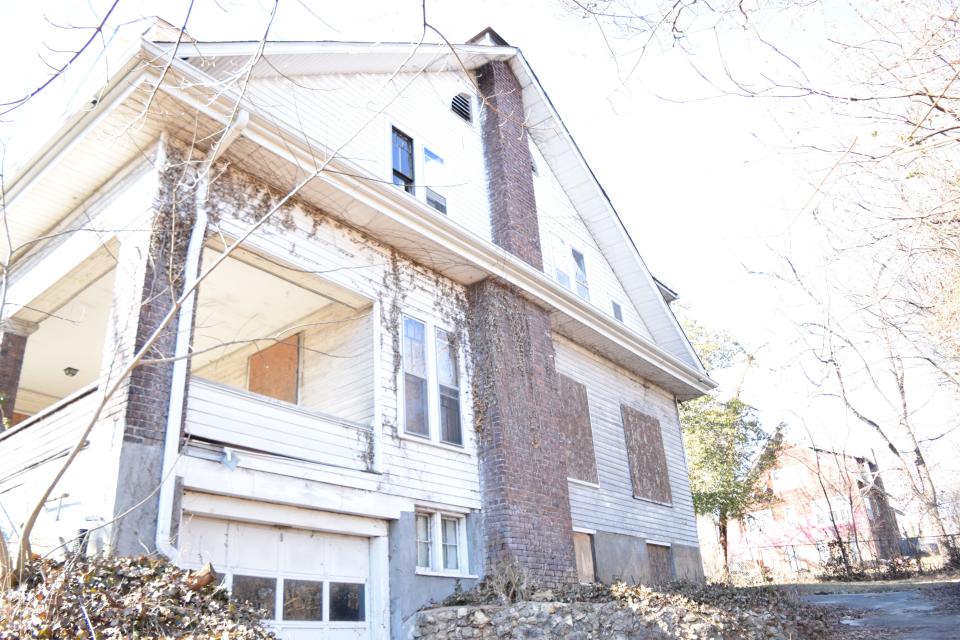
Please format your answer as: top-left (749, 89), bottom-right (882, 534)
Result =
top-left (646, 543), bottom-right (673, 585)
top-left (247, 334), bottom-right (300, 403)
top-left (560, 375), bottom-right (598, 483)
top-left (573, 532), bottom-right (596, 583)
top-left (620, 405), bottom-right (672, 504)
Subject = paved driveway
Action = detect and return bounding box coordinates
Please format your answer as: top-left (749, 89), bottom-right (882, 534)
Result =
top-left (804, 586), bottom-right (960, 639)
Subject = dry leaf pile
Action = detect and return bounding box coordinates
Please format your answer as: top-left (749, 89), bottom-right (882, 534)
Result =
top-left (606, 582), bottom-right (833, 638)
top-left (0, 555), bottom-right (275, 639)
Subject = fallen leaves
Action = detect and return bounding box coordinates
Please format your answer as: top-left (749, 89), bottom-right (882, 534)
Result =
top-left (0, 555), bottom-right (275, 639)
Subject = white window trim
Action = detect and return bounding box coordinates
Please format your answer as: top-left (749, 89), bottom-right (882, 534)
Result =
top-left (387, 120), bottom-right (449, 213)
top-left (414, 510), bottom-right (473, 578)
top-left (398, 313), bottom-right (468, 449)
top-left (567, 477), bottom-right (601, 489)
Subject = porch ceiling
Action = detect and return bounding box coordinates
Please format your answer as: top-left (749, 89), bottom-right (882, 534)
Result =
top-left (18, 269), bottom-right (114, 409)
top-left (191, 249), bottom-right (356, 370)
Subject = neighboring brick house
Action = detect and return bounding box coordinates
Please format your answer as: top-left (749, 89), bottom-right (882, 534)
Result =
top-left (0, 24), bottom-right (715, 639)
top-left (698, 442), bottom-right (902, 579)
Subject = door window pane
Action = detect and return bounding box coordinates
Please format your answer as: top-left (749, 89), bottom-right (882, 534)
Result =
top-left (416, 513), bottom-right (432, 568)
top-left (282, 579), bottom-right (323, 621)
top-left (232, 575), bottom-right (277, 619)
top-left (441, 517), bottom-right (459, 571)
top-left (329, 582), bottom-right (365, 622)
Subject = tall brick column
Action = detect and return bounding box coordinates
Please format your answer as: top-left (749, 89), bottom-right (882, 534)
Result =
top-left (470, 60), bottom-right (577, 586)
top-left (0, 319), bottom-right (38, 422)
top-left (101, 142), bottom-right (197, 555)
top-left (477, 61), bottom-right (543, 270)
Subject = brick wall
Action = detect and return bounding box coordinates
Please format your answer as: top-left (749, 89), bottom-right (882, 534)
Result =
top-left (105, 144), bottom-right (197, 554)
top-left (468, 279), bottom-right (577, 586)
top-left (476, 61), bottom-right (543, 270)
top-left (0, 330), bottom-right (28, 421)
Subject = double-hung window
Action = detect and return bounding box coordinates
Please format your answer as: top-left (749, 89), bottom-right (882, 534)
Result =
top-left (402, 316), bottom-right (429, 436)
top-left (392, 127), bottom-right (415, 193)
top-left (415, 511), bottom-right (467, 574)
top-left (391, 126), bottom-right (449, 213)
top-left (401, 315), bottom-right (463, 446)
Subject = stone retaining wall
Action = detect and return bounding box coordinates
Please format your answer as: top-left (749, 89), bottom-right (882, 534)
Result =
top-left (415, 602), bottom-right (675, 639)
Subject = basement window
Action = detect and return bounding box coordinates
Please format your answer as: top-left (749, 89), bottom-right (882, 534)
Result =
top-left (415, 510), bottom-right (469, 575)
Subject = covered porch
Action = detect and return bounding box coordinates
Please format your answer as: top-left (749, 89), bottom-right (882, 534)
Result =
top-left (3, 241), bottom-right (379, 474)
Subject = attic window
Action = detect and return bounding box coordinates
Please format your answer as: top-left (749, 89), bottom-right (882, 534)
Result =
top-left (451, 93), bottom-right (472, 123)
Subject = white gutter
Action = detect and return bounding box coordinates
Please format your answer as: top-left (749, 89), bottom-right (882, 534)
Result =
top-left (3, 61), bottom-right (148, 212)
top-left (155, 111), bottom-right (249, 559)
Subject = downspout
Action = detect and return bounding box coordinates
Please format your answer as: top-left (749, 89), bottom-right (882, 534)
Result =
top-left (155, 111), bottom-right (249, 558)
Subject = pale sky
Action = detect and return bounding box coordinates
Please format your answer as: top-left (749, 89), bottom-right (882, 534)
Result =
top-left (2, 1), bottom-right (956, 499)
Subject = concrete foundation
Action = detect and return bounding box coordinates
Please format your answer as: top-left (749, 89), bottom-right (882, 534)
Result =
top-left (594, 530), bottom-right (649, 584)
top-left (389, 511), bottom-right (483, 640)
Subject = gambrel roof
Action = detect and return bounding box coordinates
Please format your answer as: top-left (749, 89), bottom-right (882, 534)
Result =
top-left (2, 24), bottom-right (714, 399)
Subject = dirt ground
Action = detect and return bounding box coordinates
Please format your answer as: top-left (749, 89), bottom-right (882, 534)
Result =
top-left (801, 579), bottom-right (960, 639)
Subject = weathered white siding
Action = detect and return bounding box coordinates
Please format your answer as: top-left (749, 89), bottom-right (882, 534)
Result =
top-left (0, 387), bottom-right (114, 555)
top-left (530, 141), bottom-right (654, 340)
top-left (554, 336), bottom-right (698, 546)
top-left (244, 71), bottom-right (490, 242)
top-left (201, 188), bottom-right (479, 511)
top-left (185, 378), bottom-right (373, 472)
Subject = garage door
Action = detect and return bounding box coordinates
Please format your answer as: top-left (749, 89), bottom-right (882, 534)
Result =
top-left (180, 515), bottom-right (370, 640)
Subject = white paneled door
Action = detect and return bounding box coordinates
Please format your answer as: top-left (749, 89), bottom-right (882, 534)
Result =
top-left (180, 515), bottom-right (370, 639)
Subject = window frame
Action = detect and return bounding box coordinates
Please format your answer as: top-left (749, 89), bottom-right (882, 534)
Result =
top-left (223, 571), bottom-right (368, 627)
top-left (414, 510), bottom-right (472, 577)
top-left (611, 301), bottom-right (623, 322)
top-left (571, 248), bottom-right (590, 300)
top-left (399, 313), bottom-right (467, 449)
top-left (391, 127), bottom-right (415, 194)
top-left (388, 122), bottom-right (451, 214)
top-left (401, 315), bottom-right (430, 438)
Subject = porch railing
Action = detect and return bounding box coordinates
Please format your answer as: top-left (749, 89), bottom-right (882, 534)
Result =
top-left (184, 377), bottom-right (374, 472)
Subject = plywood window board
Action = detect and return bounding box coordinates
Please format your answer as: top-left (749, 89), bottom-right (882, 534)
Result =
top-left (247, 334), bottom-right (301, 404)
top-left (620, 405), bottom-right (672, 504)
top-left (559, 375), bottom-right (598, 484)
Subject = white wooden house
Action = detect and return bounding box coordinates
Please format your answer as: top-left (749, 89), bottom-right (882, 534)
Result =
top-left (0, 24), bottom-right (715, 639)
